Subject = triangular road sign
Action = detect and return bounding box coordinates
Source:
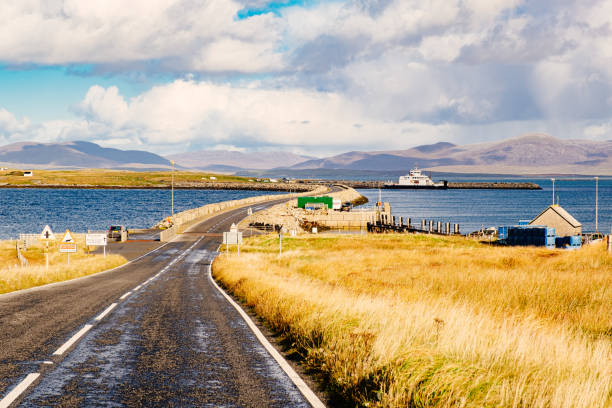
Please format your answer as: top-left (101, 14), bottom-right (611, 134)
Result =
top-left (61, 229), bottom-right (74, 243)
top-left (40, 225), bottom-right (55, 240)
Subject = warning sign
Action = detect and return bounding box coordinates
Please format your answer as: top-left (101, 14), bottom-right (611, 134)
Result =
top-left (40, 225), bottom-right (55, 241)
top-left (61, 229), bottom-right (74, 243)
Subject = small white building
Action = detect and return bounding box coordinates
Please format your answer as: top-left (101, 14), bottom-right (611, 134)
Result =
top-left (23, 171), bottom-right (33, 177)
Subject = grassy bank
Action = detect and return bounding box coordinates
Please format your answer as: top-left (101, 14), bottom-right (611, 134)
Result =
top-left (213, 234), bottom-right (612, 407)
top-left (0, 238), bottom-right (126, 294)
top-left (0, 169), bottom-right (248, 187)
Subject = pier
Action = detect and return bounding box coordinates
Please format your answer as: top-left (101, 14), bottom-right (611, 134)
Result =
top-left (367, 214), bottom-right (460, 236)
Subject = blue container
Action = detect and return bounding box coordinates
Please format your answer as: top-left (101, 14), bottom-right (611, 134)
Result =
top-left (570, 235), bottom-right (582, 246)
top-left (518, 220), bottom-right (530, 226)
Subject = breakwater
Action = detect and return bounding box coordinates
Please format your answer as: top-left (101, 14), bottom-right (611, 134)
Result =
top-left (158, 186), bottom-right (329, 241)
top-left (311, 180), bottom-right (541, 189)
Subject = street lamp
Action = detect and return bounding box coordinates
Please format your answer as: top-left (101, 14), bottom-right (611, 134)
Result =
top-left (551, 178), bottom-right (555, 206)
top-left (595, 176), bottom-right (599, 234)
top-left (171, 160), bottom-right (175, 223)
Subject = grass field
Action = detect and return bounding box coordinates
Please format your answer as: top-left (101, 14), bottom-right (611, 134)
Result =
top-left (213, 234), bottom-right (612, 407)
top-left (0, 238), bottom-right (126, 294)
top-left (0, 169), bottom-right (249, 187)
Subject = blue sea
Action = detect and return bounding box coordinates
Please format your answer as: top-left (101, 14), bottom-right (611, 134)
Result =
top-left (0, 189), bottom-right (276, 240)
top-left (357, 178), bottom-right (612, 234)
top-left (0, 179), bottom-right (609, 239)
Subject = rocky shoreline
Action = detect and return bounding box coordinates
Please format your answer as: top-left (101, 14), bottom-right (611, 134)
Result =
top-left (0, 182), bottom-right (315, 192)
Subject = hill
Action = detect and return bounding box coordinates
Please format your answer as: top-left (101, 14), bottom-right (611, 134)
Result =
top-left (0, 141), bottom-right (172, 170)
top-left (290, 134), bottom-right (612, 175)
top-left (166, 150), bottom-right (314, 171)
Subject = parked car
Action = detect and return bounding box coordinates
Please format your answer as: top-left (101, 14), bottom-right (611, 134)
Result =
top-left (108, 225), bottom-right (127, 241)
top-left (340, 202), bottom-right (353, 211)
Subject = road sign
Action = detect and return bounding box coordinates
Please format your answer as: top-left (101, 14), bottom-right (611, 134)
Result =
top-left (223, 231), bottom-right (243, 245)
top-left (40, 225), bottom-right (55, 241)
top-left (59, 243), bottom-right (77, 253)
top-left (61, 229), bottom-right (74, 243)
top-left (86, 234), bottom-right (107, 246)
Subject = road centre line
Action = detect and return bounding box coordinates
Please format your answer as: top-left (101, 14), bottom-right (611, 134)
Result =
top-left (207, 263), bottom-right (325, 408)
top-left (94, 303), bottom-right (117, 321)
top-left (52, 325), bottom-right (93, 356)
top-left (119, 291), bottom-right (131, 300)
top-left (0, 373), bottom-right (40, 408)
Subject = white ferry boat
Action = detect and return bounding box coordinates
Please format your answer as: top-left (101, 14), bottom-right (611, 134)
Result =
top-left (384, 167), bottom-right (448, 189)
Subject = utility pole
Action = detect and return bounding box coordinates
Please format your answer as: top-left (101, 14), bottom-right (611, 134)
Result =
top-left (171, 160), bottom-right (175, 223)
top-left (551, 178), bottom-right (555, 206)
top-left (595, 176), bottom-right (599, 234)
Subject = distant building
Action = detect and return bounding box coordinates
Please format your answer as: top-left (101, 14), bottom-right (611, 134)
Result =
top-left (23, 171), bottom-right (33, 177)
top-left (529, 205), bottom-right (582, 237)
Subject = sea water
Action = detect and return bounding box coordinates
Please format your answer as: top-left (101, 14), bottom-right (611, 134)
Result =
top-left (0, 189), bottom-right (276, 240)
top-left (357, 178), bottom-right (612, 234)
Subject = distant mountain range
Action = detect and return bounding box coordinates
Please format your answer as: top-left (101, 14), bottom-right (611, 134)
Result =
top-left (1, 134), bottom-right (611, 175)
top-left (288, 134), bottom-right (612, 175)
top-left (166, 150), bottom-right (313, 171)
top-left (0, 141), bottom-right (172, 170)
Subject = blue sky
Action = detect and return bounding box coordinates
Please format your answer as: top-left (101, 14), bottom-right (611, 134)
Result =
top-left (0, 66), bottom-right (163, 122)
top-left (0, 0), bottom-right (611, 155)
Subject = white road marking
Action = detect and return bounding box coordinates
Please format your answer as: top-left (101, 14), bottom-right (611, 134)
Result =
top-left (94, 303), bottom-right (117, 321)
top-left (133, 284), bottom-right (142, 291)
top-left (0, 373), bottom-right (40, 408)
top-left (119, 291), bottom-right (131, 300)
top-left (207, 264), bottom-right (325, 408)
top-left (52, 324), bottom-right (93, 356)
top-left (43, 361), bottom-right (53, 365)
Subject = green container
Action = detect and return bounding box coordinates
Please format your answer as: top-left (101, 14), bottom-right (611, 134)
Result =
top-left (297, 196), bottom-right (333, 209)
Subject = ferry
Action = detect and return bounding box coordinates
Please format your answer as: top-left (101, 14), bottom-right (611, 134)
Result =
top-left (384, 167), bottom-right (448, 189)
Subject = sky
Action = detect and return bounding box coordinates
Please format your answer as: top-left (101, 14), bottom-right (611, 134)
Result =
top-left (1, 0), bottom-right (612, 157)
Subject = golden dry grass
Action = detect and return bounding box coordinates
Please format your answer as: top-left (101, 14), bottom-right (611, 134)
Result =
top-left (0, 168), bottom-right (249, 187)
top-left (213, 233), bottom-right (612, 407)
top-left (0, 237), bottom-right (126, 294)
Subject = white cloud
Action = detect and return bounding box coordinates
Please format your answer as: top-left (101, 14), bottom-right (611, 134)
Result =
top-left (0, 0), bottom-right (284, 73)
top-left (2, 0), bottom-right (612, 153)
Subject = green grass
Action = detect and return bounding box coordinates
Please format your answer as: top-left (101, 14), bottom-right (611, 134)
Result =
top-left (0, 169), bottom-right (251, 187)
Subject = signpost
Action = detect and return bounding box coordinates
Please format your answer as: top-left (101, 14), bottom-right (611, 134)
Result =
top-left (223, 223), bottom-right (243, 256)
top-left (59, 229), bottom-right (77, 265)
top-left (39, 225), bottom-right (55, 270)
top-left (86, 233), bottom-right (107, 258)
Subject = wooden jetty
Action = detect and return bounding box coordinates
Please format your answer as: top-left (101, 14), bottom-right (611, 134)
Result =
top-left (367, 214), bottom-right (460, 235)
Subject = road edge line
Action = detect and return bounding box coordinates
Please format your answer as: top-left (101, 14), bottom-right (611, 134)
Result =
top-left (207, 264), bottom-right (325, 408)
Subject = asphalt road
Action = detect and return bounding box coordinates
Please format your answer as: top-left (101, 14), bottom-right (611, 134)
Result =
top-left (0, 197), bottom-right (324, 407)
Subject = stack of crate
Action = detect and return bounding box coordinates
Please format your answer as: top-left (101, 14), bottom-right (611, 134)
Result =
top-left (554, 235), bottom-right (582, 249)
top-left (501, 225), bottom-right (556, 249)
